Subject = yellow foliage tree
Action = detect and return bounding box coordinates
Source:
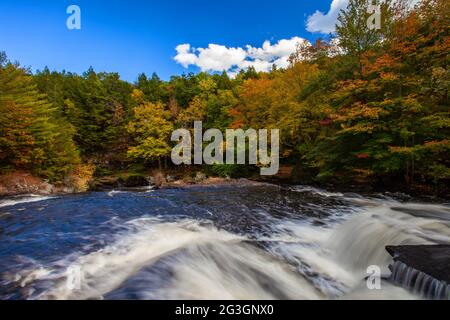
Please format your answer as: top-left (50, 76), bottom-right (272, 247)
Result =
top-left (127, 99), bottom-right (174, 168)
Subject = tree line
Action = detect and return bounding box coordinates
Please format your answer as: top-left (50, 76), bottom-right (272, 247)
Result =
top-left (0, 0), bottom-right (448, 192)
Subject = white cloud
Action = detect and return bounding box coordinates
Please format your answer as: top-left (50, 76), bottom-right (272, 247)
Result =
top-left (196, 44), bottom-right (247, 72)
top-left (174, 37), bottom-right (308, 76)
top-left (174, 44), bottom-right (198, 68)
top-left (246, 37), bottom-right (304, 61)
top-left (306, 0), bottom-right (349, 34)
top-left (240, 59), bottom-right (272, 73)
top-left (306, 0), bottom-right (423, 34)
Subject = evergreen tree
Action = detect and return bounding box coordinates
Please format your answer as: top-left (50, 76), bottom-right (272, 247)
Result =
top-left (0, 54), bottom-right (80, 181)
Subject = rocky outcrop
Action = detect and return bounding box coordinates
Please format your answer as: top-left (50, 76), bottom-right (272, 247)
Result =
top-left (0, 172), bottom-right (55, 197)
top-left (119, 175), bottom-right (149, 188)
top-left (387, 245), bottom-right (450, 300)
top-left (89, 174), bottom-right (151, 191)
top-left (89, 176), bottom-right (121, 191)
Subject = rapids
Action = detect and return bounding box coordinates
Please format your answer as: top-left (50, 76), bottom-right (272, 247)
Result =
top-left (0, 184), bottom-right (448, 300)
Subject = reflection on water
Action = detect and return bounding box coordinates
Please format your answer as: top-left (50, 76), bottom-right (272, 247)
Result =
top-left (0, 183), bottom-right (449, 300)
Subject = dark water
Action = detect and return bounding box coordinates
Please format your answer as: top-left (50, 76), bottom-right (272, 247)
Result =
top-left (0, 183), bottom-right (449, 300)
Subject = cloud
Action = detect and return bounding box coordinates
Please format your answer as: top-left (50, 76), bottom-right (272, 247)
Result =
top-left (174, 37), bottom-right (308, 76)
top-left (306, 0), bottom-right (423, 34)
top-left (196, 44), bottom-right (247, 72)
top-left (306, 0), bottom-right (349, 34)
top-left (174, 44), bottom-right (198, 68)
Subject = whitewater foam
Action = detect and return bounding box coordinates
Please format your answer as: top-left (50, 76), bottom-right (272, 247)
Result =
top-left (0, 195), bottom-right (55, 208)
top-left (4, 186), bottom-right (449, 300)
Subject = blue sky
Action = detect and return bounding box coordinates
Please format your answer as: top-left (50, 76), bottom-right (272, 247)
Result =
top-left (0, 0), bottom-right (339, 82)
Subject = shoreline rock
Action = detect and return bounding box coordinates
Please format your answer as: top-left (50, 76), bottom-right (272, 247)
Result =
top-left (89, 174), bottom-right (151, 191)
top-left (387, 245), bottom-right (450, 300)
top-left (1, 168), bottom-right (448, 201)
top-left (163, 177), bottom-right (263, 189)
top-left (386, 245), bottom-right (450, 284)
top-left (0, 172), bottom-right (56, 197)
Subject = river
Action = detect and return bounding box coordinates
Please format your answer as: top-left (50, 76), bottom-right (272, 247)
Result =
top-left (0, 183), bottom-right (449, 300)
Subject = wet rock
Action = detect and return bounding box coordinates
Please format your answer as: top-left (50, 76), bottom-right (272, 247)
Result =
top-left (387, 245), bottom-right (450, 299)
top-left (387, 245), bottom-right (450, 283)
top-left (118, 175), bottom-right (149, 188)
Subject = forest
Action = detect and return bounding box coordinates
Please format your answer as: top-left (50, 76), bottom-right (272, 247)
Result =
top-left (0, 0), bottom-right (448, 195)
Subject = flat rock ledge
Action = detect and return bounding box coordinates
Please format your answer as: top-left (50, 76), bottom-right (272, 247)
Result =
top-left (386, 245), bottom-right (450, 299)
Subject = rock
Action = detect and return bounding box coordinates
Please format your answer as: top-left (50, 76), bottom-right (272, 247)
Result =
top-left (89, 176), bottom-right (120, 191)
top-left (89, 174), bottom-right (150, 191)
top-left (386, 245), bottom-right (450, 284)
top-left (0, 185), bottom-right (7, 195)
top-left (387, 245), bottom-right (450, 300)
top-left (0, 172), bottom-right (56, 196)
top-left (194, 172), bottom-right (207, 184)
top-left (166, 175), bottom-right (176, 183)
top-left (182, 176), bottom-right (195, 185)
top-left (59, 186), bottom-right (75, 194)
top-left (151, 171), bottom-right (166, 189)
top-left (38, 182), bottom-right (55, 195)
top-left (119, 175), bottom-right (149, 188)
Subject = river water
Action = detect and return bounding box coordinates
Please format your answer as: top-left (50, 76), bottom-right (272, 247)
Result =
top-left (0, 183), bottom-right (449, 300)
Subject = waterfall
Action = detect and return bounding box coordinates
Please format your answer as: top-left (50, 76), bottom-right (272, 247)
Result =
top-left (326, 201), bottom-right (450, 276)
top-left (390, 261), bottom-right (450, 300)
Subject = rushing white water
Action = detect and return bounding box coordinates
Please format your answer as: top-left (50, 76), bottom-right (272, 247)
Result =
top-left (2, 185), bottom-right (449, 300)
top-left (16, 218), bottom-right (321, 300)
top-left (327, 202), bottom-right (450, 275)
top-left (0, 195), bottom-right (55, 208)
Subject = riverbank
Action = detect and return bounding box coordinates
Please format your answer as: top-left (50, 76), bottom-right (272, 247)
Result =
top-left (1, 166), bottom-right (449, 200)
top-left (0, 172), bottom-right (59, 197)
top-left (0, 170), bottom-right (261, 198)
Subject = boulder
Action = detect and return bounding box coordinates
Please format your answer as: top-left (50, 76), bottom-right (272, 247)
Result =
top-left (386, 245), bottom-right (450, 284)
top-left (39, 182), bottom-right (55, 195)
top-left (0, 172), bottom-right (56, 196)
top-left (119, 175), bottom-right (149, 188)
top-left (89, 176), bottom-right (120, 191)
top-left (387, 245), bottom-right (450, 300)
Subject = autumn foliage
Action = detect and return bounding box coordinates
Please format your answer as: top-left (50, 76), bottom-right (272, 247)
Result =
top-left (0, 0), bottom-right (448, 193)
